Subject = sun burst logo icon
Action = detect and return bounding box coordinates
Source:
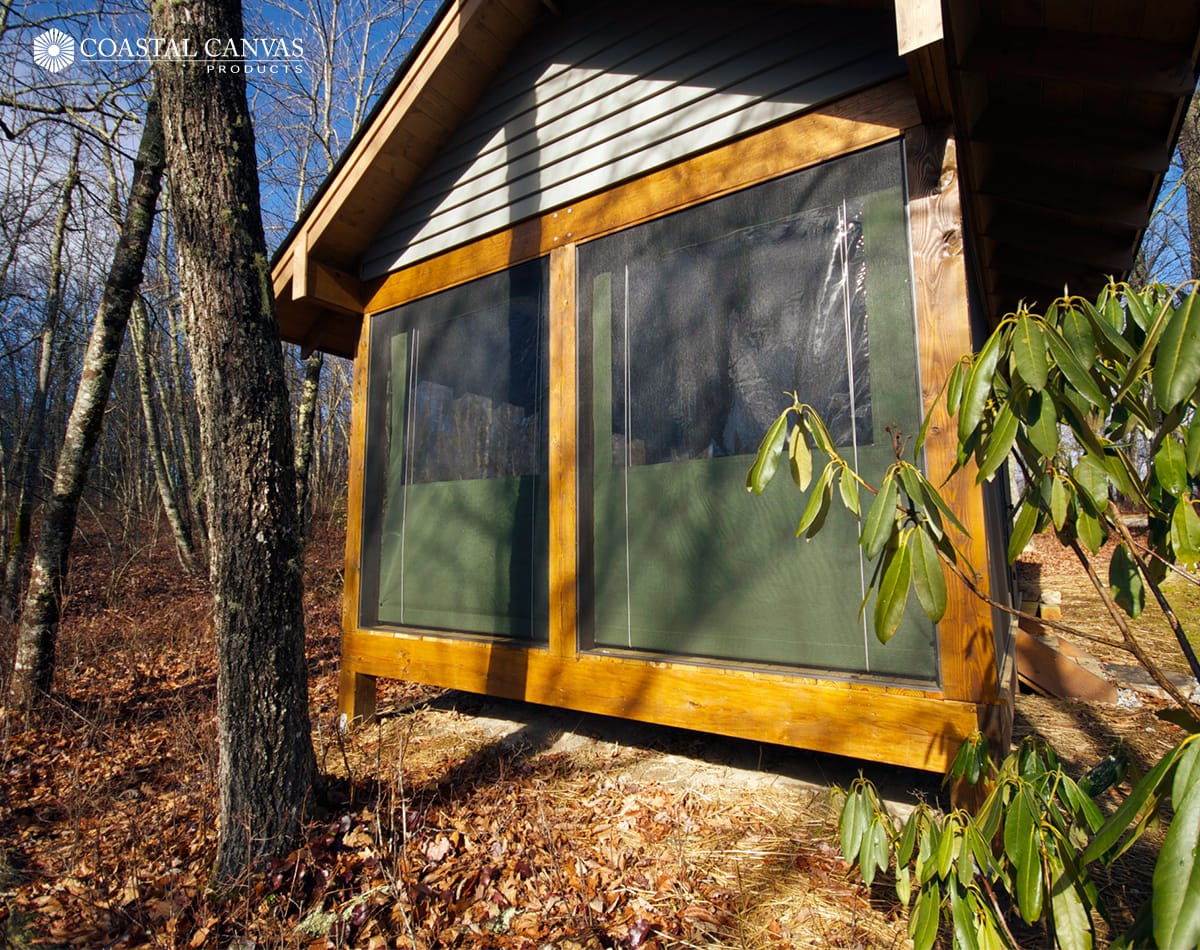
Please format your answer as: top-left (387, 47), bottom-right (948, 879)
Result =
top-left (33, 29), bottom-right (75, 72)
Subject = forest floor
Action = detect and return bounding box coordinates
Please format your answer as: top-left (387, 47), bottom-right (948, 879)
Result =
top-left (0, 517), bottom-right (1195, 948)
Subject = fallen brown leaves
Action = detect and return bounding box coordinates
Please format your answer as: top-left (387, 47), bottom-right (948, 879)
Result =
top-left (0, 519), bottom-right (900, 949)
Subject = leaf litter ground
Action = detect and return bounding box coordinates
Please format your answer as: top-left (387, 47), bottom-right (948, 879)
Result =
top-left (0, 519), bottom-right (1192, 948)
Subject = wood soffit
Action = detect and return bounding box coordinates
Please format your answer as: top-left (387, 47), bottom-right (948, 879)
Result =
top-left (273, 0), bottom-right (1200, 356)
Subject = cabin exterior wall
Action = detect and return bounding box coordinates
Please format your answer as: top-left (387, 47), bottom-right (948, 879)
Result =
top-left (362, 2), bottom-right (904, 279)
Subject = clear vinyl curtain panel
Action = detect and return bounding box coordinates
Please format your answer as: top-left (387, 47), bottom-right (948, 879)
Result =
top-left (578, 140), bottom-right (939, 682)
top-left (360, 259), bottom-right (550, 640)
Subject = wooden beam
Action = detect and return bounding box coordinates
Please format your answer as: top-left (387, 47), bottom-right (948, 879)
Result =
top-left (340, 312), bottom-right (372, 717)
top-left (341, 629), bottom-right (989, 772)
top-left (895, 0), bottom-right (942, 56)
top-left (1015, 628), bottom-right (1118, 704)
top-left (907, 125), bottom-right (1000, 708)
top-left (963, 27), bottom-right (1195, 99)
top-left (548, 244), bottom-right (578, 660)
top-left (307, 260), bottom-right (365, 315)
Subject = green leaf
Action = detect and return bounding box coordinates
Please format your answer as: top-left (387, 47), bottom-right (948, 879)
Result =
top-left (1073, 455), bottom-right (1111, 510)
top-left (860, 815), bottom-right (878, 886)
top-left (896, 865), bottom-right (912, 907)
top-left (949, 734), bottom-right (977, 783)
top-left (1047, 476), bottom-right (1070, 531)
top-left (1049, 849), bottom-right (1093, 950)
top-left (1013, 314), bottom-right (1049, 390)
top-left (1153, 740), bottom-right (1200, 950)
top-left (787, 422), bottom-right (812, 491)
top-left (1008, 498), bottom-right (1039, 563)
top-left (1187, 412), bottom-right (1200, 478)
top-left (746, 410), bottom-right (789, 494)
top-left (1108, 544), bottom-right (1145, 619)
top-left (1170, 497), bottom-right (1200, 568)
top-left (1153, 288), bottom-right (1200, 412)
top-left (947, 361), bottom-right (967, 415)
top-left (959, 329), bottom-right (1004, 443)
top-left (1004, 787), bottom-right (1036, 873)
top-left (909, 886), bottom-right (940, 950)
top-left (1156, 437), bottom-right (1189, 498)
top-left (1025, 390), bottom-right (1060, 459)
top-left (1157, 708), bottom-right (1200, 734)
top-left (838, 467), bottom-right (861, 516)
top-left (1083, 742), bottom-right (1187, 865)
top-left (956, 826), bottom-right (974, 889)
top-left (805, 408), bottom-right (837, 456)
top-left (897, 812), bottom-right (920, 866)
top-left (1101, 288), bottom-right (1126, 332)
top-left (1062, 305), bottom-right (1097, 366)
top-left (1046, 327), bottom-right (1108, 412)
top-left (976, 402), bottom-right (1019, 483)
top-left (796, 463), bottom-right (836, 539)
top-left (909, 528), bottom-right (947, 622)
top-left (840, 788), bottom-right (866, 863)
top-left (1076, 507), bottom-right (1106, 554)
top-left (950, 882), bottom-right (981, 950)
top-left (1125, 289), bottom-right (1152, 330)
top-left (861, 471), bottom-right (899, 561)
top-left (1082, 298), bottom-right (1135, 359)
top-left (935, 815), bottom-right (956, 879)
top-left (874, 538), bottom-right (913, 644)
top-left (1016, 830), bottom-right (1045, 924)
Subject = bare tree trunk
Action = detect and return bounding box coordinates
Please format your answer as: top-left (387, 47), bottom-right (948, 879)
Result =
top-left (158, 206), bottom-right (207, 549)
top-left (8, 99), bottom-right (165, 713)
top-left (1, 139), bottom-right (80, 621)
top-left (151, 0), bottom-right (317, 884)
top-left (1181, 90), bottom-right (1200, 280)
top-left (130, 296), bottom-right (200, 571)
top-left (294, 351), bottom-right (322, 532)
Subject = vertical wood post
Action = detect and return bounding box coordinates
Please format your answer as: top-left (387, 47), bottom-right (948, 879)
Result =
top-left (907, 125), bottom-right (1001, 708)
top-left (548, 243), bottom-right (578, 659)
top-left (339, 667), bottom-right (377, 725)
top-left (339, 312), bottom-right (374, 723)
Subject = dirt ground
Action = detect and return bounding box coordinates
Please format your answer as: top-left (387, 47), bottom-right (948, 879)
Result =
top-left (0, 519), bottom-right (1196, 948)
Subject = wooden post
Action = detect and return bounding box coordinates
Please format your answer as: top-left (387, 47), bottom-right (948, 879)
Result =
top-left (339, 667), bottom-right (377, 726)
top-left (907, 125), bottom-right (1001, 710)
top-left (339, 311), bottom-right (375, 724)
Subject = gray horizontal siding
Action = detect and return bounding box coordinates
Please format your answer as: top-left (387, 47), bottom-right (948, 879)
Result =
top-left (362, 3), bottom-right (903, 280)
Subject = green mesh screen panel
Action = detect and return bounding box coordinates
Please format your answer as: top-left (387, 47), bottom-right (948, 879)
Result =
top-left (577, 141), bottom-right (938, 682)
top-left (360, 259), bottom-right (550, 639)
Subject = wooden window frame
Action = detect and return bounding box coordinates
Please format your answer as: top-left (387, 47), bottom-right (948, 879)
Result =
top-left (338, 79), bottom-right (1010, 772)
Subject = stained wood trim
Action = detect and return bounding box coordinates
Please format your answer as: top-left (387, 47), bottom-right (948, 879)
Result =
top-left (548, 243), bottom-right (578, 659)
top-left (365, 78), bottom-right (920, 315)
top-left (340, 628), bottom-right (984, 772)
top-left (906, 125), bottom-right (998, 705)
top-left (342, 312), bottom-right (371, 670)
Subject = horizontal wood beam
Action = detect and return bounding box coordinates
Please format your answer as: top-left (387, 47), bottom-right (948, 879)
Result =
top-left (963, 27), bottom-right (1195, 99)
top-left (341, 629), bottom-right (991, 773)
top-left (980, 216), bottom-right (1135, 274)
top-left (971, 122), bottom-right (1170, 177)
top-left (979, 178), bottom-right (1150, 233)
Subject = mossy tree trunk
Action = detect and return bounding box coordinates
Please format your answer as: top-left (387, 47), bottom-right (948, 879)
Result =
top-left (150, 0), bottom-right (317, 883)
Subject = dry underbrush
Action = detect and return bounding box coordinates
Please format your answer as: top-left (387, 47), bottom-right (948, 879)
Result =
top-left (0, 519), bottom-right (903, 948)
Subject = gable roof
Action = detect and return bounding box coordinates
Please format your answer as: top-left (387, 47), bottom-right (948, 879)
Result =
top-left (273, 0), bottom-right (1200, 358)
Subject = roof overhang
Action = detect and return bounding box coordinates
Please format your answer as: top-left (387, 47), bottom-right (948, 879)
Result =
top-left (273, 0), bottom-right (1200, 357)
